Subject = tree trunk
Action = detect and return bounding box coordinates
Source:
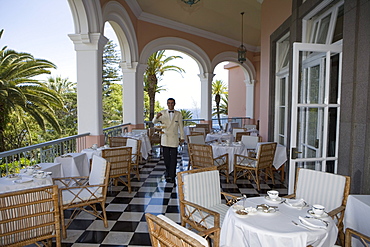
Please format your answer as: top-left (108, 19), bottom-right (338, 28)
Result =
top-left (148, 74), bottom-right (158, 123)
top-left (215, 94), bottom-right (222, 130)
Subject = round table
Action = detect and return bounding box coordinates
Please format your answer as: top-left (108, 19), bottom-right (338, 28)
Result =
top-left (220, 197), bottom-right (338, 247)
top-left (211, 142), bottom-right (247, 173)
top-left (205, 133), bottom-right (234, 143)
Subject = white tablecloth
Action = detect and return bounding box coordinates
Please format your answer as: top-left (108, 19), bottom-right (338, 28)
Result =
top-left (344, 195), bottom-right (370, 247)
top-left (256, 142), bottom-right (287, 169)
top-left (54, 153), bottom-right (89, 177)
top-left (221, 197), bottom-right (338, 247)
top-left (122, 133), bottom-right (151, 159)
top-left (81, 148), bottom-right (104, 160)
top-left (206, 133), bottom-right (234, 143)
top-left (37, 163), bottom-right (64, 177)
top-left (211, 143), bottom-right (248, 173)
top-left (0, 173), bottom-right (52, 194)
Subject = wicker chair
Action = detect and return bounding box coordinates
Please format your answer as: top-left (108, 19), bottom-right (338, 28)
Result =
top-left (235, 131), bottom-right (250, 142)
top-left (125, 138), bottom-right (142, 180)
top-left (285, 168), bottom-right (351, 245)
top-left (195, 123), bottom-right (210, 134)
top-left (345, 228), bottom-right (370, 247)
top-left (234, 142), bottom-right (277, 190)
top-left (149, 127), bottom-right (161, 146)
top-left (187, 133), bottom-right (206, 144)
top-left (53, 155), bottom-right (110, 238)
top-left (109, 136), bottom-right (128, 147)
top-left (178, 167), bottom-right (239, 247)
top-left (188, 143), bottom-right (229, 183)
top-left (102, 146), bottom-right (132, 192)
top-left (145, 213), bottom-right (209, 247)
top-left (0, 185), bottom-right (61, 247)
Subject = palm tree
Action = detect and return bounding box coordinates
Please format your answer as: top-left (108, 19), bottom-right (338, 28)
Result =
top-left (212, 80), bottom-right (227, 130)
top-left (0, 29), bottom-right (64, 151)
top-left (180, 109), bottom-right (196, 126)
top-left (213, 93), bottom-right (228, 116)
top-left (144, 50), bottom-right (185, 122)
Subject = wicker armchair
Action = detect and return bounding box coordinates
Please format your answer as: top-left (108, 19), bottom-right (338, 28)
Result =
top-left (109, 136), bottom-right (128, 147)
top-left (284, 168), bottom-right (350, 245)
top-left (345, 228), bottom-right (370, 247)
top-left (235, 131), bottom-right (250, 142)
top-left (0, 185), bottom-right (61, 247)
top-left (125, 138), bottom-right (142, 180)
top-left (234, 142), bottom-right (277, 190)
top-left (187, 133), bottom-right (205, 144)
top-left (178, 167), bottom-right (239, 247)
top-left (188, 143), bottom-right (229, 183)
top-left (102, 146), bottom-right (132, 192)
top-left (146, 213), bottom-right (209, 247)
top-left (195, 123), bottom-right (210, 134)
top-left (53, 155), bottom-right (110, 238)
top-left (149, 127), bottom-right (161, 146)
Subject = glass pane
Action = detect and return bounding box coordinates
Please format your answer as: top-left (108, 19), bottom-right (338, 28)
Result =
top-left (279, 136), bottom-right (284, 145)
top-left (307, 108), bottom-right (318, 147)
top-left (279, 107), bottom-right (285, 135)
top-left (326, 160), bottom-right (335, 173)
top-left (297, 161), bottom-right (320, 170)
top-left (308, 65), bottom-right (321, 104)
top-left (332, 5), bottom-right (344, 43)
top-left (329, 54), bottom-right (340, 104)
top-left (327, 107), bottom-right (337, 157)
top-left (280, 78), bottom-right (286, 105)
top-left (317, 14), bottom-right (331, 44)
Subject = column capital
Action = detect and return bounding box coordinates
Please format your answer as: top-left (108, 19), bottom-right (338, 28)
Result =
top-left (120, 62), bottom-right (138, 72)
top-left (68, 33), bottom-right (108, 51)
top-left (198, 72), bottom-right (215, 81)
top-left (244, 79), bottom-right (256, 86)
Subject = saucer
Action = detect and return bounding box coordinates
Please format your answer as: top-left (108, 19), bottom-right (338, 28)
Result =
top-left (265, 195), bottom-right (284, 203)
top-left (235, 210), bottom-right (249, 218)
top-left (307, 209), bottom-right (329, 218)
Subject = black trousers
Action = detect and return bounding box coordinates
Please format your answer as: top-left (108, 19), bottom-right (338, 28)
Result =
top-left (162, 146), bottom-right (178, 179)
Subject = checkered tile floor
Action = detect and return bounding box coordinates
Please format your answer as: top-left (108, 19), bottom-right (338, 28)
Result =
top-left (52, 145), bottom-right (287, 246)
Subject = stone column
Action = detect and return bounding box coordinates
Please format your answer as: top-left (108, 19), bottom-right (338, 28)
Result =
top-left (245, 79), bottom-right (255, 119)
top-left (199, 73), bottom-right (214, 122)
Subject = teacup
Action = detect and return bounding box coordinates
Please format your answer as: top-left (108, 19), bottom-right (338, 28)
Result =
top-left (267, 190), bottom-right (279, 200)
top-left (35, 171), bottom-right (45, 179)
top-left (104, 144), bottom-right (109, 148)
top-left (26, 166), bottom-right (35, 175)
top-left (92, 144), bottom-right (98, 150)
top-left (312, 204), bottom-right (325, 216)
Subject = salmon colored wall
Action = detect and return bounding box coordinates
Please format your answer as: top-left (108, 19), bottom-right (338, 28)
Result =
top-left (226, 63), bottom-right (246, 118)
top-left (259, 0), bottom-right (292, 141)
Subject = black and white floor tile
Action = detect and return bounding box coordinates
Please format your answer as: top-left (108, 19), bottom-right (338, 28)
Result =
top-left (52, 145), bottom-right (287, 246)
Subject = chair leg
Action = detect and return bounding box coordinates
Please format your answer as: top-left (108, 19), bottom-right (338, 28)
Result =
top-left (60, 208), bottom-right (67, 239)
top-left (255, 170), bottom-right (260, 190)
top-left (100, 202), bottom-right (108, 228)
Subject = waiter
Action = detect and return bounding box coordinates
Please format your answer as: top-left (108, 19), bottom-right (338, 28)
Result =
top-left (152, 98), bottom-right (185, 184)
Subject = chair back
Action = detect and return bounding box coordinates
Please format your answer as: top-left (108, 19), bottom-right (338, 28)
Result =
top-left (126, 138), bottom-right (141, 163)
top-left (102, 147), bottom-right (132, 178)
top-left (232, 127), bottom-right (246, 138)
top-left (89, 155), bottom-right (108, 186)
top-left (187, 134), bottom-right (206, 144)
top-left (0, 185), bottom-right (61, 247)
top-left (146, 213), bottom-right (209, 247)
top-left (178, 166), bottom-right (221, 208)
top-left (256, 143), bottom-right (277, 169)
top-left (193, 127), bottom-right (206, 136)
top-left (109, 136), bottom-right (128, 147)
top-left (195, 123), bottom-right (210, 134)
top-left (149, 127), bottom-right (161, 145)
top-left (241, 135), bottom-right (259, 149)
top-left (188, 143), bottom-right (214, 169)
top-left (295, 168), bottom-right (350, 212)
top-left (229, 122), bottom-right (239, 132)
top-left (235, 131), bottom-right (250, 142)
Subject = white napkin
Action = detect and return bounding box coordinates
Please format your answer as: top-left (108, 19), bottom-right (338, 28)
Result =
top-left (13, 177), bottom-right (33, 183)
top-left (298, 216), bottom-right (327, 229)
top-left (286, 198), bottom-right (306, 207)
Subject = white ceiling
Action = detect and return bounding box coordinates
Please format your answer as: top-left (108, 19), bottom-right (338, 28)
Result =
top-left (132, 0), bottom-right (262, 50)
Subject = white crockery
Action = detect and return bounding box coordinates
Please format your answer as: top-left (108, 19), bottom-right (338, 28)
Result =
top-left (312, 204), bottom-right (325, 216)
top-left (267, 190), bottom-right (279, 200)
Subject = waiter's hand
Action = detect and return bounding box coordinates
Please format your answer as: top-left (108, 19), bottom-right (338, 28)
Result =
top-left (156, 112), bottom-right (162, 118)
top-left (180, 139), bottom-right (185, 145)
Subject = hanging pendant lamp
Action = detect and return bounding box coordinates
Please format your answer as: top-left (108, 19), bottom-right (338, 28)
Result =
top-left (238, 12), bottom-right (247, 63)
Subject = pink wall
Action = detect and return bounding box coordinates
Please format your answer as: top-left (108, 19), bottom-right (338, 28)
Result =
top-left (259, 0), bottom-right (292, 141)
top-left (226, 63), bottom-right (246, 117)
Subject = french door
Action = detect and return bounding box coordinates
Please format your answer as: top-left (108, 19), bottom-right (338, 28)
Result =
top-left (288, 42), bottom-right (342, 193)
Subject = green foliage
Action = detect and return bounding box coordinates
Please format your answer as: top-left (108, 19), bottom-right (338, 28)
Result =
top-left (144, 91), bottom-right (164, 122)
top-left (212, 80), bottom-right (228, 129)
top-left (180, 109), bottom-right (196, 126)
top-left (144, 50), bottom-right (185, 121)
top-left (0, 29), bottom-right (64, 151)
top-left (0, 157), bottom-right (37, 176)
top-left (103, 83), bottom-right (123, 128)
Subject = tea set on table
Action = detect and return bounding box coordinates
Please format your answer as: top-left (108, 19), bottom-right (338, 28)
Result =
top-left (8, 165), bottom-right (53, 183)
top-left (233, 190), bottom-right (329, 225)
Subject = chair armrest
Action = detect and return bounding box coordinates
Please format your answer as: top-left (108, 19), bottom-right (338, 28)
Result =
top-left (234, 153), bottom-right (257, 161)
top-left (181, 199), bottom-right (221, 229)
top-left (53, 176), bottom-right (89, 187)
top-left (328, 205), bottom-right (345, 218)
top-left (283, 193), bottom-right (296, 199)
top-left (346, 228), bottom-right (370, 246)
top-left (221, 192), bottom-right (240, 206)
top-left (214, 153), bottom-right (228, 165)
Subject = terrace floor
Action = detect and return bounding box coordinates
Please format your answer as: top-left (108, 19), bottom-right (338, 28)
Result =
top-left (46, 145), bottom-right (288, 247)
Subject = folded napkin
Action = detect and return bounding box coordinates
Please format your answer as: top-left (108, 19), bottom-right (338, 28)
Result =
top-left (13, 177), bottom-right (33, 184)
top-left (298, 216), bottom-right (327, 229)
top-left (285, 198), bottom-right (306, 208)
top-left (61, 154), bottom-right (72, 158)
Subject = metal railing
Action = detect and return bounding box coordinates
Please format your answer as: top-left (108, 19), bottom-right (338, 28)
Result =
top-left (103, 123), bottom-right (131, 143)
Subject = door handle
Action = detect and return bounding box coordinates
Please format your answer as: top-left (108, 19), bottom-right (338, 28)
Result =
top-left (291, 147), bottom-right (302, 159)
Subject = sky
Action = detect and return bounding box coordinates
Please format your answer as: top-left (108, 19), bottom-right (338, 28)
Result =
top-left (0, 0), bottom-right (229, 113)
